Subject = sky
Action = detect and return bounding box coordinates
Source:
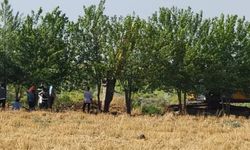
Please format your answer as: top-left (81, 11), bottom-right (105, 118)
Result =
top-left (8, 0), bottom-right (250, 21)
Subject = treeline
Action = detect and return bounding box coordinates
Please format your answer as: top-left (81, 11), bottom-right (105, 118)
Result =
top-left (0, 0), bottom-right (250, 114)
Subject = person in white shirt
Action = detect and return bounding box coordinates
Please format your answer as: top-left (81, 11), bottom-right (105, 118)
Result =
top-left (48, 85), bottom-right (56, 109)
top-left (83, 87), bottom-right (92, 113)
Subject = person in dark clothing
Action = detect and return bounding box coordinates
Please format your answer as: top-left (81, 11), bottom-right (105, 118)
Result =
top-left (0, 83), bottom-right (6, 109)
top-left (12, 97), bottom-right (21, 110)
top-left (27, 85), bottom-right (36, 111)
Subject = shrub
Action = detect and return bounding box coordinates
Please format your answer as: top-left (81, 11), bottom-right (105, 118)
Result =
top-left (55, 94), bottom-right (73, 108)
top-left (55, 90), bottom-right (83, 106)
top-left (132, 99), bottom-right (142, 108)
top-left (142, 105), bottom-right (162, 115)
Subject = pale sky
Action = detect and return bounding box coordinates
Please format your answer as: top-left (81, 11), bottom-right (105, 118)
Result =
top-left (8, 0), bottom-right (250, 21)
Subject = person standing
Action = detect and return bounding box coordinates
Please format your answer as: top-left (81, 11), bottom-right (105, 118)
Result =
top-left (27, 85), bottom-right (36, 111)
top-left (0, 83), bottom-right (6, 109)
top-left (83, 87), bottom-right (92, 113)
top-left (48, 85), bottom-right (56, 110)
top-left (38, 86), bottom-right (48, 109)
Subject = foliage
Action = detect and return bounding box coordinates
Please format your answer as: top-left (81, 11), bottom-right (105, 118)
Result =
top-left (141, 105), bottom-right (162, 115)
top-left (68, 0), bottom-right (108, 89)
top-left (1, 0), bottom-right (250, 113)
top-left (0, 0), bottom-right (21, 84)
top-left (131, 99), bottom-right (142, 108)
top-left (17, 7), bottom-right (70, 87)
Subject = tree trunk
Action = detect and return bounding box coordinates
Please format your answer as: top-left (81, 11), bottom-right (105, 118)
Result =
top-left (125, 88), bottom-right (132, 115)
top-left (15, 84), bottom-right (21, 100)
top-left (103, 78), bottom-right (116, 112)
top-left (177, 89), bottom-right (182, 113)
top-left (183, 92), bottom-right (187, 114)
top-left (96, 82), bottom-right (102, 111)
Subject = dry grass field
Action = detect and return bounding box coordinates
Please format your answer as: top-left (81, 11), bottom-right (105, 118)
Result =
top-left (0, 111), bottom-right (250, 150)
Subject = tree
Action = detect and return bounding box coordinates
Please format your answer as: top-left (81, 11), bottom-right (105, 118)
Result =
top-left (15, 8), bottom-right (43, 86)
top-left (0, 0), bottom-right (21, 98)
top-left (38, 7), bottom-right (70, 87)
top-left (102, 15), bottom-right (145, 113)
top-left (144, 7), bottom-right (202, 112)
top-left (69, 0), bottom-right (108, 110)
top-left (16, 7), bottom-right (70, 88)
top-left (184, 13), bottom-right (250, 110)
top-left (234, 17), bottom-right (250, 93)
top-left (117, 16), bottom-right (145, 114)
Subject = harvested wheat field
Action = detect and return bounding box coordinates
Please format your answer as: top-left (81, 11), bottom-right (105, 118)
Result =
top-left (0, 111), bottom-right (250, 150)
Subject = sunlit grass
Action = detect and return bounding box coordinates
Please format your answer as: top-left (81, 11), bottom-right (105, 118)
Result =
top-left (0, 111), bottom-right (250, 150)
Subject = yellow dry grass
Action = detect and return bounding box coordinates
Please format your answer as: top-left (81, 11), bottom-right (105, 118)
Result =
top-left (0, 111), bottom-right (250, 150)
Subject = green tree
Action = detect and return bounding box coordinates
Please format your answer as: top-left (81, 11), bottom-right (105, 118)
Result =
top-left (145, 7), bottom-right (203, 112)
top-left (38, 7), bottom-right (70, 87)
top-left (0, 0), bottom-right (22, 98)
top-left (102, 15), bottom-right (144, 112)
top-left (185, 14), bottom-right (250, 108)
top-left (16, 7), bottom-right (70, 88)
top-left (116, 16), bottom-right (145, 114)
top-left (15, 8), bottom-right (43, 86)
top-left (0, 0), bottom-right (20, 82)
top-left (69, 0), bottom-right (108, 110)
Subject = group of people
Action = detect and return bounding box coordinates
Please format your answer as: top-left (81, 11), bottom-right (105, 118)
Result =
top-left (1, 82), bottom-right (93, 113)
top-left (0, 82), bottom-right (22, 110)
top-left (10, 84), bottom-right (56, 111)
top-left (26, 84), bottom-right (56, 111)
top-left (26, 85), bottom-right (93, 112)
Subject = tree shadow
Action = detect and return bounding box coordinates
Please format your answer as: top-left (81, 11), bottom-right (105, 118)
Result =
top-left (168, 102), bottom-right (250, 118)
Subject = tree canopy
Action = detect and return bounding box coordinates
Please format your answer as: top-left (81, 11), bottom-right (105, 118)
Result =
top-left (1, 0), bottom-right (250, 113)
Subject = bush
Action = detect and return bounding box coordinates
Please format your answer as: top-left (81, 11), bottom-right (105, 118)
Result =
top-left (59, 95), bottom-right (71, 103)
top-left (132, 99), bottom-right (142, 108)
top-left (142, 105), bottom-right (162, 115)
top-left (55, 94), bottom-right (71, 108)
top-left (55, 90), bottom-right (83, 106)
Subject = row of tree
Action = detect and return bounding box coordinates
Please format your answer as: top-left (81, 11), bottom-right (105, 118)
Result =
top-left (1, 0), bottom-right (250, 114)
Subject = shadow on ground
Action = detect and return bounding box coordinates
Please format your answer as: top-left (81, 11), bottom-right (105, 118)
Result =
top-left (167, 102), bottom-right (250, 118)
